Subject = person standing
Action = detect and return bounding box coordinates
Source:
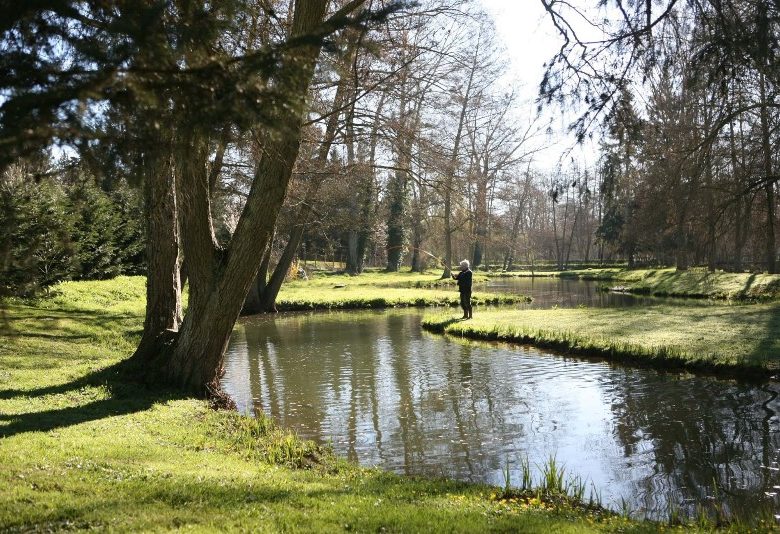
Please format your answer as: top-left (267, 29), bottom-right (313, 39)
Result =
top-left (452, 259), bottom-right (473, 319)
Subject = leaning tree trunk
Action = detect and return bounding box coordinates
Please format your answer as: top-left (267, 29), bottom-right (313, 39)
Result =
top-left (165, 129), bottom-right (308, 396)
top-left (258, 203), bottom-right (311, 313)
top-left (252, 27), bottom-right (360, 311)
top-left (156, 0), bottom-right (332, 396)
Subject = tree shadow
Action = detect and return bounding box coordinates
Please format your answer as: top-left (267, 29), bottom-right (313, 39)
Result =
top-left (1, 310), bottom-right (143, 352)
top-left (748, 303), bottom-right (780, 370)
top-left (0, 359), bottom-right (183, 439)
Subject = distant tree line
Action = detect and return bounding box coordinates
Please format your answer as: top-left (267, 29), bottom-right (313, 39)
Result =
top-left (540, 0), bottom-right (779, 273)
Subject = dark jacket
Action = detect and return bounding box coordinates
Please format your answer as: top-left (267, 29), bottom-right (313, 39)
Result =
top-left (454, 269), bottom-right (472, 293)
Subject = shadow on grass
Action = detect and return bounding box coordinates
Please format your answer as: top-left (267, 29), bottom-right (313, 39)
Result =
top-left (0, 359), bottom-right (183, 439)
top-left (749, 303), bottom-right (780, 371)
top-left (742, 273), bottom-right (757, 295)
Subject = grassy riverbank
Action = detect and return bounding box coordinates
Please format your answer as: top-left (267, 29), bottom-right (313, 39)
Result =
top-left (276, 286), bottom-right (528, 310)
top-left (273, 268), bottom-right (529, 310)
top-left (423, 303), bottom-right (780, 378)
top-left (0, 277), bottom-right (674, 532)
top-left (293, 267), bottom-right (490, 288)
top-left (490, 267), bottom-right (780, 301)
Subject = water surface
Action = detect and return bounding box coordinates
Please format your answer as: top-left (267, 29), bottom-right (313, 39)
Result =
top-left (222, 308), bottom-right (780, 519)
top-left (484, 276), bottom-right (689, 308)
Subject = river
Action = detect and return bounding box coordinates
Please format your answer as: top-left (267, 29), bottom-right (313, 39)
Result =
top-left (222, 278), bottom-right (780, 520)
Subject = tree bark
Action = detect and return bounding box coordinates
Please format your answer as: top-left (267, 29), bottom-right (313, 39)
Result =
top-left (242, 233), bottom-right (273, 315)
top-left (441, 44), bottom-right (478, 279)
top-left (254, 25), bottom-right (362, 309)
top-left (157, 0), bottom-right (333, 396)
top-left (131, 141), bottom-right (182, 364)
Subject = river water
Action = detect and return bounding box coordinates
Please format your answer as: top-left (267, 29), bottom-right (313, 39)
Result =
top-left (222, 279), bottom-right (780, 520)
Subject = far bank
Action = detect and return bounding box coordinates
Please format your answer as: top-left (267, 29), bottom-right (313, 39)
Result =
top-left (488, 267), bottom-right (780, 301)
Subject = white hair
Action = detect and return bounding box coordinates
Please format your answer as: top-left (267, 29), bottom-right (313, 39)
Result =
top-left (459, 259), bottom-right (470, 270)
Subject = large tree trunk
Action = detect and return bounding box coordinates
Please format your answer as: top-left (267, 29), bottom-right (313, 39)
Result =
top-left (131, 143), bottom-right (182, 364)
top-left (472, 174), bottom-right (488, 270)
top-left (441, 49), bottom-right (477, 279)
top-left (154, 0), bottom-right (332, 397)
top-left (165, 130), bottom-right (307, 395)
top-left (242, 234), bottom-right (273, 315)
top-left (346, 93), bottom-right (385, 275)
top-left (385, 68), bottom-right (412, 272)
top-left (259, 202), bottom-right (310, 312)
top-left (385, 170), bottom-right (407, 271)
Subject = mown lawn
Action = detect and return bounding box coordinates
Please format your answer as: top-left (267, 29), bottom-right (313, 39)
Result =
top-left (0, 276), bottom-right (679, 533)
top-left (423, 302), bottom-right (780, 377)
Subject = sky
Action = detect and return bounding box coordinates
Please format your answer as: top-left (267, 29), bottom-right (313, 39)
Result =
top-left (479, 0), bottom-right (601, 170)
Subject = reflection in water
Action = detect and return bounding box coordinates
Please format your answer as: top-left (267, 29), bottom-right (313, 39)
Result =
top-left (485, 276), bottom-right (725, 310)
top-left (223, 308), bottom-right (780, 519)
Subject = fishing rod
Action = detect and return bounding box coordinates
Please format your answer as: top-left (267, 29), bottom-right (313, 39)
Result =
top-left (385, 245), bottom-right (448, 267)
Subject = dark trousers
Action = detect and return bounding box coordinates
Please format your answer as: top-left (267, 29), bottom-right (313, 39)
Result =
top-left (460, 291), bottom-right (472, 316)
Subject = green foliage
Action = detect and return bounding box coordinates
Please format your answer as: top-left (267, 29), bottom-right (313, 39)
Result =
top-left (595, 207), bottom-right (624, 246)
top-left (0, 173), bottom-right (75, 297)
top-left (67, 176), bottom-right (122, 280)
top-left (1, 163), bottom-right (146, 296)
top-left (110, 186), bottom-right (146, 275)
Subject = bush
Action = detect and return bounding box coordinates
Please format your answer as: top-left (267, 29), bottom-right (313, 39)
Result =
top-left (1, 159), bottom-right (146, 296)
top-left (1, 169), bottom-right (75, 296)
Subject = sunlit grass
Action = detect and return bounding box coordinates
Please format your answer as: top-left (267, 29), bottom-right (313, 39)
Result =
top-left (0, 276), bottom-right (681, 532)
top-left (285, 267), bottom-right (489, 288)
top-left (423, 303), bottom-right (780, 376)
top-left (276, 285), bottom-right (529, 310)
top-left (492, 267), bottom-right (780, 300)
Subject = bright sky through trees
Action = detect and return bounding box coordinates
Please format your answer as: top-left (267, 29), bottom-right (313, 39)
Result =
top-left (480, 0), bottom-right (603, 168)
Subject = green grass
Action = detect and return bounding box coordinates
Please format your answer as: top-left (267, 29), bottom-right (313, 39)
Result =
top-left (276, 286), bottom-right (529, 311)
top-left (422, 303), bottom-right (780, 378)
top-left (0, 276), bottom-right (685, 532)
top-left (287, 267), bottom-right (490, 288)
top-left (270, 268), bottom-right (530, 310)
top-left (490, 267), bottom-right (780, 301)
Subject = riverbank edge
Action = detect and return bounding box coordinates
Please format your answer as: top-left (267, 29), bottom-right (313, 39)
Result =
top-left (487, 268), bottom-right (780, 301)
top-left (420, 312), bottom-right (777, 381)
top-left (1, 277), bottom-right (662, 533)
top-left (274, 290), bottom-right (531, 311)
